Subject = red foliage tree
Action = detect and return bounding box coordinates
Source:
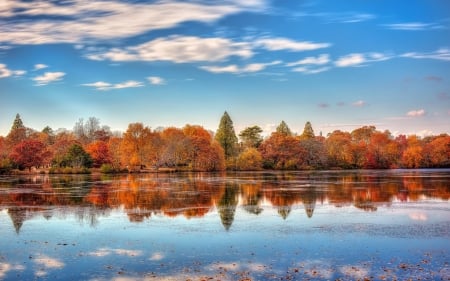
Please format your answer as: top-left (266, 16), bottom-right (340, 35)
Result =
top-left (86, 140), bottom-right (112, 168)
top-left (9, 139), bottom-right (48, 170)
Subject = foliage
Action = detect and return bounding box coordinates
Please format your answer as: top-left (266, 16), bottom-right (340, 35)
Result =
top-left (215, 111), bottom-right (238, 160)
top-left (9, 139), bottom-right (48, 170)
top-left (239, 126), bottom-right (263, 149)
top-left (58, 144), bottom-right (93, 168)
top-left (0, 113), bottom-right (449, 173)
top-left (276, 120), bottom-right (292, 136)
top-left (236, 148), bottom-right (263, 170)
top-left (300, 121), bottom-right (315, 140)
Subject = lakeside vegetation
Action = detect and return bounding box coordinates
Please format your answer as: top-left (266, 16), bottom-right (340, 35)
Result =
top-left (0, 112), bottom-right (449, 174)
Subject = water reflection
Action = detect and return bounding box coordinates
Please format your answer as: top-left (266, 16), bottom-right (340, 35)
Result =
top-left (0, 170), bottom-right (449, 233)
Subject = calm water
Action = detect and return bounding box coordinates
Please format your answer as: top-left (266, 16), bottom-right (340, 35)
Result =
top-left (0, 170), bottom-right (449, 280)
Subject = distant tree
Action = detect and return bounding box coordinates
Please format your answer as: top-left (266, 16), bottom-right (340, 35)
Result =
top-left (239, 126), bottom-right (263, 149)
top-left (259, 132), bottom-right (304, 169)
top-left (86, 141), bottom-right (112, 168)
top-left (423, 135), bottom-right (450, 167)
top-left (236, 148), bottom-right (263, 170)
top-left (73, 118), bottom-right (86, 143)
top-left (325, 130), bottom-right (353, 168)
top-left (300, 121), bottom-right (315, 140)
top-left (351, 126), bottom-right (376, 144)
top-left (7, 114), bottom-right (27, 145)
top-left (9, 139), bottom-right (48, 170)
top-left (276, 120), bottom-right (292, 136)
top-left (61, 144), bottom-right (93, 168)
top-left (215, 111), bottom-right (238, 159)
top-left (120, 123), bottom-right (153, 168)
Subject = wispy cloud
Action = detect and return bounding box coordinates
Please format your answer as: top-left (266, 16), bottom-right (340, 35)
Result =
top-left (0, 64), bottom-right (26, 78)
top-left (0, 0), bottom-right (267, 45)
top-left (318, 103), bottom-right (329, 108)
top-left (200, 61), bottom-right (281, 74)
top-left (33, 72), bottom-right (65, 85)
top-left (384, 22), bottom-right (443, 31)
top-left (286, 54), bottom-right (330, 67)
top-left (83, 80), bottom-right (143, 90)
top-left (254, 37), bottom-right (331, 52)
top-left (148, 76), bottom-right (166, 85)
top-left (292, 66), bottom-right (330, 74)
top-left (402, 48), bottom-right (450, 61)
top-left (294, 12), bottom-right (375, 24)
top-left (352, 100), bottom-right (366, 107)
top-left (87, 36), bottom-right (253, 63)
top-left (406, 109), bottom-right (426, 117)
top-left (335, 52), bottom-right (390, 67)
top-left (34, 64), bottom-right (48, 70)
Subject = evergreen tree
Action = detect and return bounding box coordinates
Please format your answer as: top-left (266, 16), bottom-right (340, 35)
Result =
top-left (301, 121), bottom-right (315, 139)
top-left (11, 114), bottom-right (24, 130)
top-left (239, 125), bottom-right (263, 148)
top-left (276, 120), bottom-right (292, 136)
top-left (215, 111), bottom-right (238, 159)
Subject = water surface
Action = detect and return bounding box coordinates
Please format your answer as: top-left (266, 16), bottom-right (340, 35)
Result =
top-left (0, 170), bottom-right (449, 280)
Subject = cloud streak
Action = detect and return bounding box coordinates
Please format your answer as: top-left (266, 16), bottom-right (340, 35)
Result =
top-left (402, 48), bottom-right (450, 61)
top-left (384, 22), bottom-right (443, 30)
top-left (200, 61), bottom-right (281, 74)
top-left (33, 72), bottom-right (65, 85)
top-left (407, 109), bottom-right (426, 117)
top-left (0, 0), bottom-right (266, 45)
top-left (0, 63), bottom-right (26, 78)
top-left (255, 37), bottom-right (331, 52)
top-left (148, 76), bottom-right (166, 85)
top-left (87, 36), bottom-right (253, 63)
top-left (83, 80), bottom-right (143, 90)
top-left (335, 52), bottom-right (390, 67)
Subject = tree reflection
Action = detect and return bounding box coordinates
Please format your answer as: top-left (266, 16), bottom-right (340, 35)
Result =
top-left (0, 171), bottom-right (449, 232)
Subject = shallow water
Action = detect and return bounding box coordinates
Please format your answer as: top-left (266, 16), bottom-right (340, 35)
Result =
top-left (0, 170), bottom-right (449, 280)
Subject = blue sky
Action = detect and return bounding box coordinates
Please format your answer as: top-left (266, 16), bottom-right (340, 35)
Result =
top-left (0, 0), bottom-right (449, 137)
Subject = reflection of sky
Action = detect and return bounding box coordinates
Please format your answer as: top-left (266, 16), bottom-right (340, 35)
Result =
top-left (1, 200), bottom-right (449, 280)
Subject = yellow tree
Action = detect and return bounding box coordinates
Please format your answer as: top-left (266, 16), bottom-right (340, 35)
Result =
top-left (120, 123), bottom-right (154, 169)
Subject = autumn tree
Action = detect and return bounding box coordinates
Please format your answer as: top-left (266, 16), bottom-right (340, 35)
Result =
top-left (423, 135), bottom-right (450, 167)
top-left (50, 131), bottom-right (78, 167)
top-left (159, 127), bottom-right (190, 168)
top-left (239, 126), bottom-right (263, 149)
top-left (86, 141), bottom-right (112, 168)
top-left (215, 111), bottom-right (238, 160)
top-left (107, 137), bottom-right (123, 169)
top-left (184, 125), bottom-right (225, 171)
top-left (9, 139), bottom-right (48, 170)
top-left (259, 132), bottom-right (304, 169)
top-left (325, 130), bottom-right (353, 168)
top-left (401, 135), bottom-right (423, 168)
top-left (120, 123), bottom-right (155, 169)
top-left (236, 148), bottom-right (263, 170)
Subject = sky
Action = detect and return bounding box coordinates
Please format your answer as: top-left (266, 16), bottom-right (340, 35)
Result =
top-left (0, 0), bottom-right (449, 137)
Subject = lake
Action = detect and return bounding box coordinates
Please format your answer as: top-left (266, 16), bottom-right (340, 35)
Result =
top-left (0, 170), bottom-right (449, 280)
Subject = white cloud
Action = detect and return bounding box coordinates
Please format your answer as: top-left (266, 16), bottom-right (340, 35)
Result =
top-left (0, 63), bottom-right (26, 78)
top-left (352, 100), bottom-right (366, 107)
top-left (402, 48), bottom-right (450, 61)
top-left (200, 61), bottom-right (280, 74)
top-left (33, 72), bottom-right (65, 85)
top-left (286, 54), bottom-right (330, 67)
top-left (406, 109), bottom-right (426, 117)
top-left (34, 64), bottom-right (48, 70)
top-left (255, 37), bottom-right (331, 51)
top-left (384, 22), bottom-right (443, 31)
top-left (87, 36), bottom-right (253, 63)
top-left (148, 76), bottom-right (166, 85)
top-left (0, 0), bottom-right (266, 45)
top-left (335, 52), bottom-right (390, 67)
top-left (292, 66), bottom-right (330, 74)
top-left (149, 252), bottom-right (165, 261)
top-left (335, 53), bottom-right (366, 67)
top-left (82, 80), bottom-right (143, 90)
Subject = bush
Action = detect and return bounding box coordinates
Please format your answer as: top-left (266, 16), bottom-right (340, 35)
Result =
top-left (0, 158), bottom-right (13, 174)
top-left (100, 164), bottom-right (117, 173)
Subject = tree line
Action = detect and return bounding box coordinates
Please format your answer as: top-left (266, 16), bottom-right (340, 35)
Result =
top-left (0, 112), bottom-right (449, 173)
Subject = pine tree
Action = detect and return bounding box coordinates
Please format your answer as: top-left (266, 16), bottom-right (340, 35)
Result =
top-left (276, 120), bottom-right (292, 136)
top-left (301, 121), bottom-right (315, 139)
top-left (11, 114), bottom-right (24, 130)
top-left (215, 111), bottom-right (238, 159)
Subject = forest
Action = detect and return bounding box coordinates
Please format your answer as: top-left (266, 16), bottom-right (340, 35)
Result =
top-left (0, 112), bottom-right (449, 174)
